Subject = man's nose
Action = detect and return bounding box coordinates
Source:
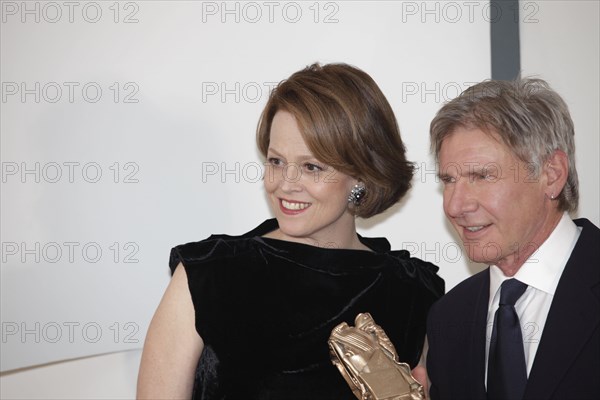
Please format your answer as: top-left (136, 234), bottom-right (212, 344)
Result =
top-left (444, 180), bottom-right (478, 218)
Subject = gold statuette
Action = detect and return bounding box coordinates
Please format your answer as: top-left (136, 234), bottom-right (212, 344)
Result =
top-left (328, 313), bottom-right (425, 400)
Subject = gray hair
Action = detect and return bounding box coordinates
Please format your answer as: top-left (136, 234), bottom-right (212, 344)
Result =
top-left (430, 78), bottom-right (578, 212)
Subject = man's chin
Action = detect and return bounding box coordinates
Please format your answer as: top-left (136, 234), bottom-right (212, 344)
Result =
top-left (460, 239), bottom-right (502, 264)
top-left (465, 250), bottom-right (499, 265)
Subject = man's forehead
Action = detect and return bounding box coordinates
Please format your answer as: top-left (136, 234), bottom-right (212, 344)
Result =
top-left (440, 127), bottom-right (511, 154)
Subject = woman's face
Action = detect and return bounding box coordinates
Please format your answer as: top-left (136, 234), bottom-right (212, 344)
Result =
top-left (264, 111), bottom-right (358, 248)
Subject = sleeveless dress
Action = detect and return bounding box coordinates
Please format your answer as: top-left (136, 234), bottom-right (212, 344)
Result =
top-left (169, 219), bottom-right (444, 400)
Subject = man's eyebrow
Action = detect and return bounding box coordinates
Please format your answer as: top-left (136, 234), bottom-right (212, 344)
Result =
top-left (440, 164), bottom-right (490, 176)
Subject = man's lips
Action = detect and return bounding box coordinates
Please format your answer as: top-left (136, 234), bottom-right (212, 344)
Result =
top-left (460, 223), bottom-right (492, 238)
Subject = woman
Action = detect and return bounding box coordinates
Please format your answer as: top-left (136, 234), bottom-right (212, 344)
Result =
top-left (137, 63), bottom-right (444, 399)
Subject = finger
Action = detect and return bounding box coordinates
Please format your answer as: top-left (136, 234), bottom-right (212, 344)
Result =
top-left (411, 365), bottom-right (429, 399)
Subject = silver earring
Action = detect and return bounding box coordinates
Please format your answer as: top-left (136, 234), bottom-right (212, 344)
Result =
top-left (348, 184), bottom-right (366, 206)
top-left (550, 193), bottom-right (555, 199)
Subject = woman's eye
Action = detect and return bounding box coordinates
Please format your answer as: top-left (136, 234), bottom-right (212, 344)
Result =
top-left (304, 163), bottom-right (324, 172)
top-left (268, 157), bottom-right (283, 167)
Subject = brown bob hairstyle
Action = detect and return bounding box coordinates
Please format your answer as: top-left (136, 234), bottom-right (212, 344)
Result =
top-left (256, 63), bottom-right (414, 218)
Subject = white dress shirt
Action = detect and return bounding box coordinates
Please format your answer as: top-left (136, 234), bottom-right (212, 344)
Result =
top-left (484, 213), bottom-right (581, 382)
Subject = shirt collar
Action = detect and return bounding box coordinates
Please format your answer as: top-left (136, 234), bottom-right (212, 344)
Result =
top-left (489, 212), bottom-right (581, 301)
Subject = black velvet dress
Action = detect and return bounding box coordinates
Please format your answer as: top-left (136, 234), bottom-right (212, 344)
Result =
top-left (169, 219), bottom-right (444, 400)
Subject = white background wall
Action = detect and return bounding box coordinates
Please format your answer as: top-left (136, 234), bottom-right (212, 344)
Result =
top-left (1, 1), bottom-right (598, 398)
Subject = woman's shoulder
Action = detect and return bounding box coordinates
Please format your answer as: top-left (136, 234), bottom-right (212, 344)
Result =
top-left (399, 252), bottom-right (445, 298)
top-left (359, 233), bottom-right (439, 273)
top-left (168, 219), bottom-right (278, 274)
top-left (378, 245), bottom-right (445, 299)
top-left (352, 231), bottom-right (444, 299)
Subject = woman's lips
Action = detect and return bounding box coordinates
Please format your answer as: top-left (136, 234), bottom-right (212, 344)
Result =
top-left (279, 199), bottom-right (311, 215)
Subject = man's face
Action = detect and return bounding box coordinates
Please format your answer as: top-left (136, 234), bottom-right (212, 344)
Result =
top-left (438, 127), bottom-right (553, 271)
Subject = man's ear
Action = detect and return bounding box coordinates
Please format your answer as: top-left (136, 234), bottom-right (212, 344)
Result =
top-left (543, 150), bottom-right (569, 199)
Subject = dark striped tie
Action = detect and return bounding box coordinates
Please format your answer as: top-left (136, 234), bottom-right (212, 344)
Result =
top-left (487, 278), bottom-right (528, 400)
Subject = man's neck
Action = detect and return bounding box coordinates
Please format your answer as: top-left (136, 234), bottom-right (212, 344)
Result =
top-left (495, 211), bottom-right (564, 277)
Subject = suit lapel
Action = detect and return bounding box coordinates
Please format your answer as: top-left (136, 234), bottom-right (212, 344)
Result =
top-left (525, 220), bottom-right (600, 399)
top-left (468, 270), bottom-right (490, 400)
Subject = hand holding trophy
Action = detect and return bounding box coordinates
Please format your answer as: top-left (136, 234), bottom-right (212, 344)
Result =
top-left (328, 313), bottom-right (425, 400)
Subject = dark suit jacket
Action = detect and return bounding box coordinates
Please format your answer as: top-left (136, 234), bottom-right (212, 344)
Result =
top-left (427, 218), bottom-right (600, 400)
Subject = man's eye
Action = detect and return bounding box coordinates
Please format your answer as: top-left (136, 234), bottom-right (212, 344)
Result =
top-left (440, 176), bottom-right (456, 184)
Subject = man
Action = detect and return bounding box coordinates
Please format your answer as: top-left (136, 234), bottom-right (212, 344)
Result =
top-left (424, 78), bottom-right (599, 399)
